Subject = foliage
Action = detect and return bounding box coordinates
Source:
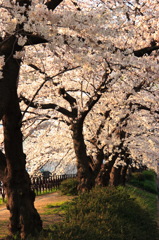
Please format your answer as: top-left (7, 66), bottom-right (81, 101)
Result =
top-left (0, 0), bottom-right (158, 176)
top-left (129, 170), bottom-right (157, 194)
top-left (126, 185), bottom-right (157, 217)
top-left (0, 0), bottom-right (159, 237)
top-left (60, 178), bottom-right (78, 196)
top-left (5, 185), bottom-right (158, 240)
top-left (142, 169), bottom-right (157, 181)
top-left (0, 198), bottom-right (4, 205)
top-left (47, 187), bottom-right (158, 240)
top-left (45, 201), bottom-right (71, 215)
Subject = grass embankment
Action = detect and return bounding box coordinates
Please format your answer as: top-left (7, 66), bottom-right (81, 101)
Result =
top-left (0, 170), bottom-right (158, 240)
top-left (35, 169), bottom-right (158, 240)
top-left (0, 199), bottom-right (4, 206)
top-left (0, 195), bottom-right (7, 206)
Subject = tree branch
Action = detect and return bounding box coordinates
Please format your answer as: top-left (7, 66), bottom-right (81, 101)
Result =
top-left (24, 33), bottom-right (48, 46)
top-left (96, 110), bottom-right (111, 137)
top-left (16, 0), bottom-right (31, 7)
top-left (58, 87), bottom-right (78, 118)
top-left (80, 69), bottom-right (112, 121)
top-left (45, 0), bottom-right (64, 10)
top-left (20, 94), bottom-right (74, 118)
top-left (133, 103), bottom-right (159, 114)
top-left (21, 66), bottom-right (80, 120)
top-left (134, 42), bottom-right (159, 57)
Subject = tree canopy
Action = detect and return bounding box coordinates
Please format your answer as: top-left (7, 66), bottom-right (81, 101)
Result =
top-left (0, 0), bottom-right (159, 237)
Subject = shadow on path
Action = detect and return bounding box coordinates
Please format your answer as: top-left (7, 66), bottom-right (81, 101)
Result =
top-left (0, 192), bottom-right (73, 239)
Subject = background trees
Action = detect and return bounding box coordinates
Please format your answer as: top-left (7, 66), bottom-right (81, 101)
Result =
top-left (17, 0), bottom-right (159, 185)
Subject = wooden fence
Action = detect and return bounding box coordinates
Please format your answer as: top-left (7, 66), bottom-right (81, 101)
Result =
top-left (0, 174), bottom-right (76, 201)
top-left (0, 182), bottom-right (5, 202)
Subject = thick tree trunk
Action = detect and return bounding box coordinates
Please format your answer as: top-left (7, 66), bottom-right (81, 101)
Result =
top-left (120, 166), bottom-right (128, 186)
top-left (120, 158), bottom-right (131, 186)
top-left (71, 120), bottom-right (94, 192)
top-left (93, 149), bottom-right (104, 182)
top-left (95, 164), bottom-right (110, 186)
top-left (109, 166), bottom-right (122, 186)
top-left (95, 151), bottom-right (118, 187)
top-left (95, 162), bottom-right (113, 187)
top-left (1, 56), bottom-right (42, 239)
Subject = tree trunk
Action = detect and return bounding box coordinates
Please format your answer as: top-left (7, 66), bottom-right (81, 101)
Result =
top-left (95, 164), bottom-right (110, 186)
top-left (120, 158), bottom-right (131, 186)
top-left (120, 166), bottom-right (127, 186)
top-left (109, 166), bottom-right (122, 186)
top-left (95, 162), bottom-right (113, 187)
top-left (71, 120), bottom-right (93, 192)
top-left (95, 151), bottom-right (118, 187)
top-left (1, 55), bottom-right (42, 239)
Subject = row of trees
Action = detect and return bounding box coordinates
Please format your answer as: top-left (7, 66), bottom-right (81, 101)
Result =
top-left (0, 0), bottom-right (158, 238)
top-left (20, 65), bottom-right (158, 189)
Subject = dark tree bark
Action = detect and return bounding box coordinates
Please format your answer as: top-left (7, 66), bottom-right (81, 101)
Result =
top-left (0, 51), bottom-right (42, 238)
top-left (95, 164), bottom-right (110, 187)
top-left (120, 166), bottom-right (128, 186)
top-left (0, 0), bottom-right (65, 237)
top-left (95, 157), bottom-right (116, 187)
top-left (134, 41), bottom-right (159, 57)
top-left (2, 97), bottom-right (42, 238)
top-left (109, 166), bottom-right (122, 186)
top-left (71, 120), bottom-right (94, 192)
top-left (119, 157), bottom-right (131, 186)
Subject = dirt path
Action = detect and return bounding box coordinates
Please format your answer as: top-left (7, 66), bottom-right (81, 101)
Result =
top-left (0, 192), bottom-right (73, 239)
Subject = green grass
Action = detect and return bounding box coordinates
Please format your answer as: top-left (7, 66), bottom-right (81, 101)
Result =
top-left (0, 198), bottom-right (6, 205)
top-left (126, 169), bottom-right (158, 218)
top-left (129, 170), bottom-right (157, 194)
top-left (6, 184), bottom-right (158, 240)
top-left (46, 186), bottom-right (158, 240)
top-left (125, 184), bottom-right (157, 217)
top-left (44, 201), bottom-right (70, 215)
top-left (2, 169), bottom-right (159, 240)
top-left (59, 178), bottom-right (78, 196)
top-left (35, 188), bottom-right (57, 196)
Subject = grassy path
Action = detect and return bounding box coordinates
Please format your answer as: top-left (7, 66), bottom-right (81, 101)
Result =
top-left (0, 192), bottom-right (73, 239)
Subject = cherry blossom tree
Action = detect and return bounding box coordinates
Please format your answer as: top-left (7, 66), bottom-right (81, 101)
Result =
top-left (18, 0), bottom-right (158, 190)
top-left (21, 62), bottom-right (159, 190)
top-left (0, 0), bottom-right (159, 238)
top-left (0, 0), bottom-right (65, 238)
top-left (93, 86), bottom-right (159, 186)
top-left (20, 65), bottom-right (115, 191)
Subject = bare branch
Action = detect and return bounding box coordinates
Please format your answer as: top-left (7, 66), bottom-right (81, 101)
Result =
top-left (15, 0), bottom-right (31, 7)
top-left (133, 103), bottom-right (159, 114)
top-left (21, 66), bottom-right (80, 120)
top-left (20, 94), bottom-right (74, 118)
top-left (80, 69), bottom-right (112, 121)
top-left (45, 0), bottom-right (64, 10)
top-left (134, 42), bottom-right (159, 57)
